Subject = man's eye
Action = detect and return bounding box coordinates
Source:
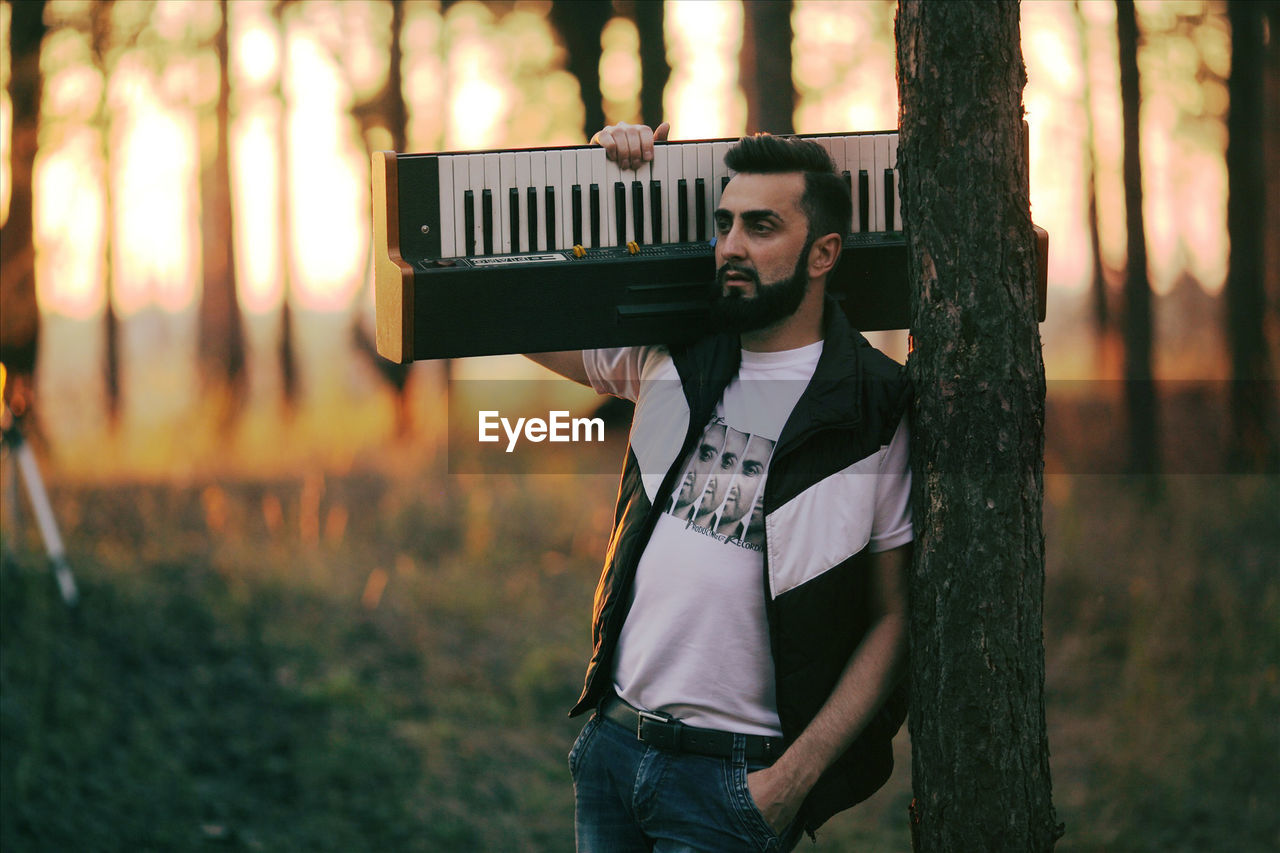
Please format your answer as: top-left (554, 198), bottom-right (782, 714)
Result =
top-left (751, 222), bottom-right (772, 234)
top-left (720, 455), bottom-right (737, 470)
top-left (699, 447), bottom-right (716, 461)
top-left (743, 461), bottom-right (763, 477)
top-left (714, 218), bottom-right (731, 234)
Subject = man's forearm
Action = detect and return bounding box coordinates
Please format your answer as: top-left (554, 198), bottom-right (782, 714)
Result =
top-left (771, 610), bottom-right (907, 793)
top-left (748, 542), bottom-right (911, 830)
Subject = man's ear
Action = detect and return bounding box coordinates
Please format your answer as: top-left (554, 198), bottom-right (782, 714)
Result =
top-left (808, 232), bottom-right (842, 280)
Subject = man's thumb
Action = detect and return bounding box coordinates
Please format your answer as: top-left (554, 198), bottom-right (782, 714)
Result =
top-left (654, 121), bottom-right (671, 143)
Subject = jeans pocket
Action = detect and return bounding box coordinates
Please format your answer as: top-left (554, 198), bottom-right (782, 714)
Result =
top-left (568, 716), bottom-right (602, 778)
top-left (732, 761), bottom-right (782, 848)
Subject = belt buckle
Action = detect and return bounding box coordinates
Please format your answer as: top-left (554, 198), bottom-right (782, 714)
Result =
top-left (636, 708), bottom-right (681, 751)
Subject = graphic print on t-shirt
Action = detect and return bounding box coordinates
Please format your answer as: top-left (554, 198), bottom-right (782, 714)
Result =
top-left (663, 415), bottom-right (775, 551)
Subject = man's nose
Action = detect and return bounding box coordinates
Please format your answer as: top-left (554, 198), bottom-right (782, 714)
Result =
top-left (717, 220), bottom-right (747, 261)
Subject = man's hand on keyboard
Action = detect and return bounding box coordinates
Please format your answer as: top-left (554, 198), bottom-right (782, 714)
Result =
top-left (592, 121), bottom-right (671, 170)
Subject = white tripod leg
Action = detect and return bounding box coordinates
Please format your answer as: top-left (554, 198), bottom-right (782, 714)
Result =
top-left (15, 440), bottom-right (78, 606)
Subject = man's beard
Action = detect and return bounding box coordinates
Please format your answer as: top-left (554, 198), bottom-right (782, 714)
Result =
top-left (709, 239), bottom-right (812, 334)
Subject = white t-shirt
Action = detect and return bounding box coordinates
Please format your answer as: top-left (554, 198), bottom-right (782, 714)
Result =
top-left (583, 342), bottom-right (911, 736)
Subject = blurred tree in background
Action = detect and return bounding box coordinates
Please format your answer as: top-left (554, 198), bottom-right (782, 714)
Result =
top-left (0, 0), bottom-right (46, 419)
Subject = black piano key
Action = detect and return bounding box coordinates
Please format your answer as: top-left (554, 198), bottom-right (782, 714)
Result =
top-left (572, 184), bottom-right (583, 246)
top-left (650, 180), bottom-right (662, 244)
top-left (858, 170), bottom-right (870, 233)
top-left (527, 186), bottom-right (538, 250)
top-left (843, 170), bottom-right (853, 231)
top-left (509, 186), bottom-right (520, 253)
top-left (695, 178), bottom-right (707, 242)
top-left (678, 179), bottom-right (689, 242)
top-left (884, 168), bottom-right (895, 231)
top-left (631, 180), bottom-right (644, 245)
top-left (590, 183), bottom-right (601, 247)
top-left (482, 188), bottom-right (494, 254)
top-left (464, 189), bottom-right (476, 256)
top-left (614, 181), bottom-right (626, 245)
top-left (545, 186), bottom-right (555, 249)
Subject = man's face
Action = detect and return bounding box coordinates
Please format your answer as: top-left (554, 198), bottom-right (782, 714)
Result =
top-left (718, 434), bottom-right (772, 527)
top-left (695, 427), bottom-right (749, 522)
top-left (674, 423), bottom-right (726, 516)
top-left (710, 172), bottom-right (813, 334)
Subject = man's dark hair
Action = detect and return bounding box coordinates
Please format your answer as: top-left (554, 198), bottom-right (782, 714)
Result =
top-left (723, 134), bottom-right (852, 243)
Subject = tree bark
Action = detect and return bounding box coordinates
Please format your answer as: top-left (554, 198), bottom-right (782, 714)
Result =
top-left (197, 0), bottom-right (248, 416)
top-left (1115, 0), bottom-right (1159, 476)
top-left (633, 0), bottom-right (668, 129)
top-left (550, 0), bottom-right (611, 141)
top-left (1224, 0), bottom-right (1277, 471)
top-left (741, 0), bottom-right (794, 134)
top-left (0, 0), bottom-right (46, 415)
top-left (896, 1), bottom-right (1060, 850)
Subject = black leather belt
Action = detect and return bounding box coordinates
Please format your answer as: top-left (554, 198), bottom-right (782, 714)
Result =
top-left (601, 695), bottom-right (784, 763)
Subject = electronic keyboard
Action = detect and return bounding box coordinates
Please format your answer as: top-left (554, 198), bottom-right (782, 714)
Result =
top-left (371, 132), bottom-right (1048, 363)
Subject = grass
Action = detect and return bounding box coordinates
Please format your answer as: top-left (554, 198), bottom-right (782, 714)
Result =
top-left (2, 442), bottom-right (1277, 850)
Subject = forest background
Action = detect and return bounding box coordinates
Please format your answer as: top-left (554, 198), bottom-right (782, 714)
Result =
top-left (1, 1), bottom-right (1277, 850)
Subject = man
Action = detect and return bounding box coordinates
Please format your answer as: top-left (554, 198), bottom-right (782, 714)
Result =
top-left (527, 121), bottom-right (912, 851)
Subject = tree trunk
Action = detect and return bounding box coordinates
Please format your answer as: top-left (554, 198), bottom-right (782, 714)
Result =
top-left (896, 1), bottom-right (1060, 850)
top-left (275, 0), bottom-right (299, 413)
top-left (89, 0), bottom-right (121, 427)
top-left (197, 0), bottom-right (248, 417)
top-left (550, 0), bottom-right (610, 141)
top-left (1071, 1), bottom-right (1109, 341)
top-left (633, 0), bottom-right (668, 129)
top-left (1115, 0), bottom-right (1158, 476)
top-left (1224, 0), bottom-right (1277, 471)
top-left (1266, 3), bottom-right (1280, 386)
top-left (741, 0), bottom-right (794, 134)
top-left (0, 0), bottom-right (46, 417)
top-left (351, 0), bottom-right (416, 437)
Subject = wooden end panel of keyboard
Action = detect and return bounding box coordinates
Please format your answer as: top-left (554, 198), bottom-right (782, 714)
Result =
top-left (1034, 225), bottom-right (1048, 323)
top-left (372, 151), bottom-right (416, 364)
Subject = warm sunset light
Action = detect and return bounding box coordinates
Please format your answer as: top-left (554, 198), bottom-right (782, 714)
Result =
top-left (666, 0), bottom-right (745, 137)
top-left (2, 7), bottom-right (1272, 850)
top-left (12, 0), bottom-right (1235, 323)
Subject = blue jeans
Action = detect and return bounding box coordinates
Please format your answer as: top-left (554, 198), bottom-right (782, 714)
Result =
top-left (570, 714), bottom-right (805, 852)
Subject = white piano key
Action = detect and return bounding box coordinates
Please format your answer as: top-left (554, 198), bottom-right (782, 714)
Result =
top-left (559, 150), bottom-right (578, 248)
top-left (437, 156), bottom-right (454, 259)
top-left (498, 152), bottom-right (516, 254)
top-left (655, 145), bottom-right (678, 244)
top-left (651, 145), bottom-right (671, 244)
top-left (838, 137), bottom-right (858, 233)
top-left (529, 151), bottom-right (547, 251)
top-left (873, 134), bottom-right (890, 232)
top-left (589, 147), bottom-right (609, 248)
top-left (859, 136), bottom-right (877, 232)
top-left (813, 136), bottom-right (839, 172)
top-left (887, 133), bottom-right (901, 231)
top-left (482, 153), bottom-right (502, 255)
top-left (467, 154), bottom-right (485, 255)
top-left (603, 152), bottom-right (622, 247)
top-left (546, 152), bottom-right (565, 250)
top-left (682, 144), bottom-right (699, 242)
top-left (635, 158), bottom-right (653, 244)
top-left (515, 152), bottom-right (531, 253)
top-left (711, 141), bottom-right (731, 217)
top-left (450, 156), bottom-right (468, 257)
top-left (696, 144), bottom-right (714, 240)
